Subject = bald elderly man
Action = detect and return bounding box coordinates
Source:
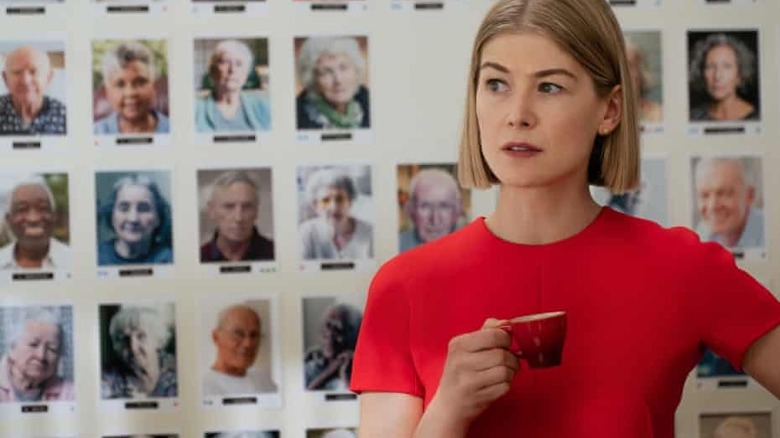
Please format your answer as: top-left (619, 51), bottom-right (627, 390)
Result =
top-left (203, 304), bottom-right (277, 397)
top-left (0, 45), bottom-right (66, 135)
top-left (399, 168), bottom-right (463, 252)
top-left (694, 157), bottom-right (764, 250)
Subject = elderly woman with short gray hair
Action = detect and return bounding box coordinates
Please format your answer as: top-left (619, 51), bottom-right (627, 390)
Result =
top-left (94, 41), bottom-right (170, 135)
top-left (195, 39), bottom-right (271, 133)
top-left (299, 167), bottom-right (373, 260)
top-left (0, 307), bottom-right (74, 402)
top-left (295, 36), bottom-right (370, 130)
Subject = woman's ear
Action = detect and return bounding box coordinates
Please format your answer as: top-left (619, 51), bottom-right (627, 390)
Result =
top-left (598, 85), bottom-right (623, 135)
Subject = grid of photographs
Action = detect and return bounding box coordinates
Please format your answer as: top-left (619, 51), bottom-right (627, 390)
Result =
top-left (0, 0), bottom-right (776, 437)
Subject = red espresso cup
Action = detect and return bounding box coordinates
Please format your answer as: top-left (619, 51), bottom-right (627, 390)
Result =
top-left (499, 311), bottom-right (567, 368)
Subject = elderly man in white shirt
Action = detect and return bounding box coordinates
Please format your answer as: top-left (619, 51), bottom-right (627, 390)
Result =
top-left (0, 176), bottom-right (70, 270)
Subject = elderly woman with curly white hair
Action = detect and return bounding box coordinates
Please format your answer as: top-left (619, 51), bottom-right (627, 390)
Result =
top-left (295, 36), bottom-right (370, 130)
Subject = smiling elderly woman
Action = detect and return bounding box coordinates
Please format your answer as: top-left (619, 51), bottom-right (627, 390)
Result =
top-left (0, 307), bottom-right (74, 402)
top-left (195, 39), bottom-right (271, 133)
top-left (94, 41), bottom-right (170, 135)
top-left (295, 36), bottom-right (370, 130)
top-left (97, 174), bottom-right (173, 266)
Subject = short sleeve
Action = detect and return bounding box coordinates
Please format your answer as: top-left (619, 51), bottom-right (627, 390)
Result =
top-left (693, 239), bottom-right (780, 370)
top-left (350, 258), bottom-right (423, 397)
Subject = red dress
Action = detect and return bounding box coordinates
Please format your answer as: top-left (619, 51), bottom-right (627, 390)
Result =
top-left (351, 208), bottom-right (780, 438)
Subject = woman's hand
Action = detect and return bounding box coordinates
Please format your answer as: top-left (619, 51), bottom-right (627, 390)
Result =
top-left (415, 319), bottom-right (520, 437)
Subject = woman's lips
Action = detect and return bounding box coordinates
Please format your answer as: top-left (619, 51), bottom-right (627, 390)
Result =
top-left (502, 142), bottom-right (542, 157)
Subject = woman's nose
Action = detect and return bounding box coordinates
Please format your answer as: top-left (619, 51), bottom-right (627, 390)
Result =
top-left (507, 90), bottom-right (537, 129)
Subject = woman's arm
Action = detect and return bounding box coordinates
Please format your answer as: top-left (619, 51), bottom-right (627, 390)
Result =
top-left (359, 392), bottom-right (423, 438)
top-left (743, 324), bottom-right (780, 399)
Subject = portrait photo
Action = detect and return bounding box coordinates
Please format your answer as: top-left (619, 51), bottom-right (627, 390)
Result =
top-left (687, 30), bottom-right (760, 123)
top-left (0, 41), bottom-right (66, 136)
top-left (297, 164), bottom-right (373, 262)
top-left (700, 413), bottom-right (771, 438)
top-left (91, 39), bottom-right (170, 136)
top-left (591, 156), bottom-right (669, 226)
top-left (690, 155), bottom-right (764, 255)
top-left (302, 296), bottom-right (362, 392)
top-left (200, 297), bottom-right (278, 398)
top-left (193, 38), bottom-right (270, 134)
top-left (99, 302), bottom-right (177, 400)
top-left (104, 435), bottom-right (178, 438)
top-left (307, 428), bottom-right (357, 438)
top-left (197, 168), bottom-right (274, 263)
top-left (294, 35), bottom-right (370, 131)
top-left (0, 172), bottom-right (70, 271)
top-left (204, 431), bottom-right (278, 438)
top-left (624, 30), bottom-right (662, 124)
top-left (697, 348), bottom-right (744, 380)
top-left (397, 163), bottom-right (471, 252)
top-left (0, 305), bottom-right (74, 403)
top-left (95, 170), bottom-right (173, 267)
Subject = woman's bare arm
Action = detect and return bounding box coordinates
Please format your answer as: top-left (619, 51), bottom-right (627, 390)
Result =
top-left (743, 324), bottom-right (780, 399)
top-left (359, 392), bottom-right (423, 438)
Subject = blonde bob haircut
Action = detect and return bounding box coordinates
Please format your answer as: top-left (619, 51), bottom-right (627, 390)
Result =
top-left (458, 0), bottom-right (640, 193)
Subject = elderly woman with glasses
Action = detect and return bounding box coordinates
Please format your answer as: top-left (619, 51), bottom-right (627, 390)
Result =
top-left (94, 41), bottom-right (170, 135)
top-left (195, 39), bottom-right (271, 133)
top-left (298, 167), bottom-right (373, 261)
top-left (295, 36), bottom-right (370, 130)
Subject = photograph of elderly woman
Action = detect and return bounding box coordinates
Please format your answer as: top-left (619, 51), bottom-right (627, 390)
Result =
top-left (700, 413), bottom-right (771, 438)
top-left (99, 303), bottom-right (177, 399)
top-left (92, 39), bottom-right (169, 135)
top-left (687, 30), bottom-right (760, 123)
top-left (95, 171), bottom-right (173, 266)
top-left (0, 41), bottom-right (67, 136)
top-left (302, 297), bottom-right (362, 392)
top-left (0, 305), bottom-right (74, 403)
top-left (624, 30), bottom-right (663, 124)
top-left (297, 165), bottom-right (373, 261)
top-left (0, 173), bottom-right (70, 270)
top-left (194, 38), bottom-right (270, 133)
top-left (294, 36), bottom-right (370, 131)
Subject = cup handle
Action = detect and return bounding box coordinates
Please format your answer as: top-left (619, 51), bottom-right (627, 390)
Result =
top-left (498, 324), bottom-right (522, 356)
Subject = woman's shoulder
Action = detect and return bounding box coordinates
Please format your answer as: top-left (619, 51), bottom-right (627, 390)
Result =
top-left (93, 114), bottom-right (118, 134)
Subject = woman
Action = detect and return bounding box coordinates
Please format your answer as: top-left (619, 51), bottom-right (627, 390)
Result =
top-left (295, 37), bottom-right (370, 130)
top-left (97, 174), bottom-right (173, 266)
top-left (101, 306), bottom-right (177, 399)
top-left (0, 308), bottom-right (74, 402)
top-left (94, 41), bottom-right (170, 135)
top-left (689, 33), bottom-right (758, 121)
top-left (304, 303), bottom-right (362, 391)
top-left (299, 167), bottom-right (373, 260)
top-left (195, 39), bottom-right (271, 132)
top-left (625, 37), bottom-right (663, 123)
top-left (351, 0), bottom-right (780, 436)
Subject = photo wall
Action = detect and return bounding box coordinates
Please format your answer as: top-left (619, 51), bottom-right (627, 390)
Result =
top-left (0, 0), bottom-right (777, 437)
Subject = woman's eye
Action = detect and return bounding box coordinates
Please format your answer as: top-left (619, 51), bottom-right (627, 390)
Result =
top-left (486, 78), bottom-right (507, 93)
top-left (539, 82), bottom-right (563, 94)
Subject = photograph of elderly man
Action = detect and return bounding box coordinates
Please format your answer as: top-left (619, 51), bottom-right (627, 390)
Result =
top-left (298, 165), bottom-right (373, 261)
top-left (194, 38), bottom-right (270, 133)
top-left (294, 36), bottom-right (370, 130)
top-left (692, 156), bottom-right (764, 251)
top-left (199, 169), bottom-right (274, 263)
top-left (0, 43), bottom-right (66, 135)
top-left (0, 306), bottom-right (74, 402)
top-left (100, 304), bottom-right (177, 399)
top-left (0, 174), bottom-right (70, 270)
top-left (203, 303), bottom-right (277, 397)
top-left (397, 165), bottom-right (469, 252)
top-left (92, 40), bottom-right (170, 135)
top-left (700, 413), bottom-right (770, 438)
top-left (688, 31), bottom-right (760, 122)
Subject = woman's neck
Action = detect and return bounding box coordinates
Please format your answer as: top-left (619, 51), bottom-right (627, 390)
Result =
top-left (487, 182), bottom-right (601, 245)
top-left (114, 238), bottom-right (154, 260)
top-left (8, 362), bottom-right (45, 394)
top-left (709, 96), bottom-right (753, 120)
top-left (119, 112), bottom-right (157, 134)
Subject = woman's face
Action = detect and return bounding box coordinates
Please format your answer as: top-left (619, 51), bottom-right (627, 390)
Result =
top-left (314, 186), bottom-right (352, 226)
top-left (314, 52), bottom-right (360, 108)
top-left (105, 60), bottom-right (156, 124)
top-left (117, 326), bottom-right (160, 375)
top-left (111, 184), bottom-right (160, 246)
top-left (8, 320), bottom-right (61, 385)
top-left (703, 44), bottom-right (740, 102)
top-left (213, 49), bottom-right (250, 94)
top-left (476, 32), bottom-right (618, 189)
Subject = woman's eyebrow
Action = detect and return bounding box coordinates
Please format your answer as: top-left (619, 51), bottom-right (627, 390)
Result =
top-left (479, 62), bottom-right (577, 80)
top-left (479, 61), bottom-right (509, 73)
